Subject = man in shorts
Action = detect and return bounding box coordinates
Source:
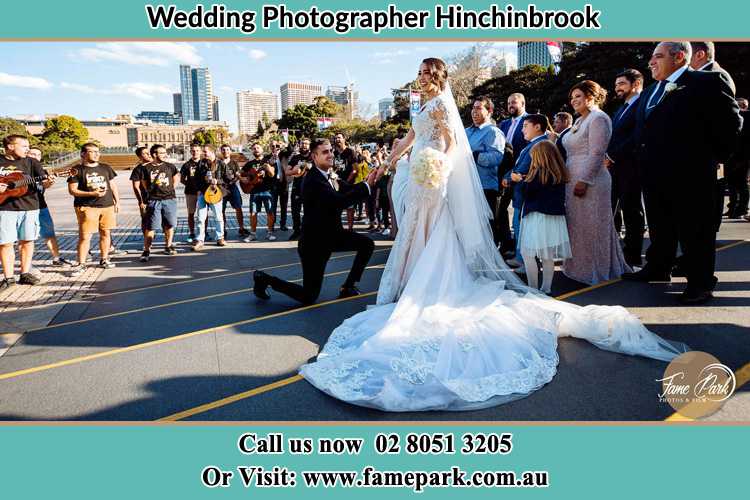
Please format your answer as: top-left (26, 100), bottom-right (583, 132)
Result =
top-left (67, 143), bottom-right (119, 276)
top-left (241, 143), bottom-right (276, 241)
top-left (28, 147), bottom-right (72, 266)
top-left (139, 144), bottom-right (180, 261)
top-left (0, 135), bottom-right (47, 289)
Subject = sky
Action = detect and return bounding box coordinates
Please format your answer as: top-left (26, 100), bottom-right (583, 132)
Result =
top-left (0, 41), bottom-right (517, 134)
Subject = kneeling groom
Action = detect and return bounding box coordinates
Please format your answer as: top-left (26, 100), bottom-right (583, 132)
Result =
top-left (253, 138), bottom-right (381, 304)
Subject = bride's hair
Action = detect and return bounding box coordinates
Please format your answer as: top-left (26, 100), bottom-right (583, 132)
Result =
top-left (421, 58), bottom-right (448, 92)
top-left (526, 140), bottom-right (569, 186)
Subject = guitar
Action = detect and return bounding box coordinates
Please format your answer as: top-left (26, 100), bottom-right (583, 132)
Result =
top-left (0, 169), bottom-right (72, 205)
top-left (239, 163), bottom-right (272, 194)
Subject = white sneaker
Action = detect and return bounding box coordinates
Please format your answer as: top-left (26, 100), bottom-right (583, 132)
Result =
top-left (243, 233), bottom-right (257, 243)
top-left (266, 233), bottom-right (277, 241)
top-left (70, 264), bottom-right (86, 277)
top-left (382, 228), bottom-right (390, 236)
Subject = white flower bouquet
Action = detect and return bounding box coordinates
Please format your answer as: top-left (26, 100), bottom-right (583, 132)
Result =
top-left (411, 147), bottom-right (451, 189)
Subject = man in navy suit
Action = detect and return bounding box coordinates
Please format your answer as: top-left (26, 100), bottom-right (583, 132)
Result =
top-left (624, 42), bottom-right (742, 304)
top-left (502, 114), bottom-right (550, 270)
top-left (605, 68), bottom-right (645, 267)
top-left (497, 93), bottom-right (529, 254)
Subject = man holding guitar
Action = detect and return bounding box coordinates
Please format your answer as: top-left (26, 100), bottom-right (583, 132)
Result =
top-left (0, 135), bottom-right (49, 289)
top-left (240, 142), bottom-right (277, 242)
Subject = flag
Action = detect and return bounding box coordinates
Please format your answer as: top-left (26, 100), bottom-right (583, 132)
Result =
top-left (547, 41), bottom-right (562, 64)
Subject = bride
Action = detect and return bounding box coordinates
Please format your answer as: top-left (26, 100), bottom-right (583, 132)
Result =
top-left (299, 57), bottom-right (686, 412)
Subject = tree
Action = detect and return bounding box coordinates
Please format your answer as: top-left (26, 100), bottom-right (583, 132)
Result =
top-left (192, 127), bottom-right (227, 146)
top-left (311, 96), bottom-right (341, 119)
top-left (256, 120), bottom-right (265, 138)
top-left (0, 117), bottom-right (27, 146)
top-left (276, 103), bottom-right (319, 139)
top-left (39, 115), bottom-right (88, 151)
top-left (261, 111), bottom-right (272, 130)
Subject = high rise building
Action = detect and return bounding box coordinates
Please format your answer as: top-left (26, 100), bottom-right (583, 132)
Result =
top-left (518, 42), bottom-right (560, 69)
top-left (211, 95), bottom-right (220, 121)
top-left (173, 93), bottom-right (182, 120)
top-left (280, 82), bottom-right (323, 112)
top-left (378, 97), bottom-right (395, 121)
top-left (326, 84), bottom-right (359, 119)
top-left (135, 111), bottom-right (182, 126)
top-left (237, 89), bottom-right (279, 137)
top-left (179, 65), bottom-right (216, 122)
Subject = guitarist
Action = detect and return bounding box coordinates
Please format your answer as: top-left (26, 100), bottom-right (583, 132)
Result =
top-left (0, 135), bottom-right (48, 289)
top-left (219, 144), bottom-right (249, 237)
top-left (191, 144), bottom-right (227, 251)
top-left (284, 138), bottom-right (312, 241)
top-left (241, 142), bottom-right (276, 242)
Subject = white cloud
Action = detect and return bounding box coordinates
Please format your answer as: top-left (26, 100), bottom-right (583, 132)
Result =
top-left (376, 59), bottom-right (394, 65)
top-left (372, 49), bottom-right (410, 58)
top-left (75, 42), bottom-right (202, 67)
top-left (0, 72), bottom-right (53, 90)
top-left (248, 49), bottom-right (267, 61)
top-left (61, 81), bottom-right (175, 100)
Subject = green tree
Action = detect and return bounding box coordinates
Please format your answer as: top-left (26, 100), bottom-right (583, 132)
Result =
top-left (256, 120), bottom-right (265, 138)
top-left (0, 117), bottom-right (27, 146)
top-left (276, 103), bottom-right (319, 139)
top-left (193, 127), bottom-right (225, 145)
top-left (39, 115), bottom-right (89, 151)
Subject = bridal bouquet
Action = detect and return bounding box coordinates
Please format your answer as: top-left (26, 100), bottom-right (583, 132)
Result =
top-left (411, 147), bottom-right (450, 189)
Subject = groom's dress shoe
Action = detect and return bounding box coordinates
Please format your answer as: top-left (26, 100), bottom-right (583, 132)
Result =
top-left (253, 270), bottom-right (271, 300)
top-left (679, 288), bottom-right (713, 305)
top-left (621, 268), bottom-right (671, 282)
top-left (338, 285), bottom-right (361, 299)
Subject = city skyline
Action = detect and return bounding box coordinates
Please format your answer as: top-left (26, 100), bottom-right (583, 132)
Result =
top-left (0, 41), bottom-right (517, 134)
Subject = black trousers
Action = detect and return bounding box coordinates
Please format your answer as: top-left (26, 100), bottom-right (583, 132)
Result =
top-left (269, 231), bottom-right (374, 304)
top-left (726, 160), bottom-right (750, 216)
top-left (483, 189), bottom-right (500, 245)
top-left (496, 187), bottom-right (514, 250)
top-left (290, 186), bottom-right (302, 232)
top-left (643, 178), bottom-right (717, 290)
top-left (611, 168), bottom-right (645, 266)
top-left (272, 182), bottom-right (289, 227)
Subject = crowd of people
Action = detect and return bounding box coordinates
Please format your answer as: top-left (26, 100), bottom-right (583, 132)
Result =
top-left (1, 41), bottom-right (747, 306)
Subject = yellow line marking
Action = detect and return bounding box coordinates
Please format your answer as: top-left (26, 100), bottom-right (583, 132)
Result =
top-left (90, 249), bottom-right (389, 299)
top-left (159, 240), bottom-right (749, 421)
top-left (27, 263), bottom-right (386, 333)
top-left (157, 375), bottom-right (304, 422)
top-left (0, 292), bottom-right (377, 382)
top-left (665, 361), bottom-right (750, 421)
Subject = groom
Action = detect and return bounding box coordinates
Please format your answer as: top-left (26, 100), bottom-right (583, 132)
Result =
top-left (253, 138), bottom-right (380, 305)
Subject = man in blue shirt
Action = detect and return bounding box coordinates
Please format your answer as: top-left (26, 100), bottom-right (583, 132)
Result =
top-left (466, 96), bottom-right (505, 245)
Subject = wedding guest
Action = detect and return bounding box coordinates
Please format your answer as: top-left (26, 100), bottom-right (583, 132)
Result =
top-left (466, 95), bottom-right (506, 245)
top-left (285, 138), bottom-right (311, 241)
top-left (242, 143), bottom-right (276, 241)
top-left (67, 143), bottom-right (119, 276)
top-left (130, 146), bottom-right (152, 241)
top-left (498, 93), bottom-right (529, 253)
top-left (552, 112), bottom-right (573, 161)
top-left (625, 42), bottom-right (742, 304)
top-left (270, 140), bottom-right (290, 232)
top-left (502, 114), bottom-right (550, 271)
top-left (690, 41), bottom-right (736, 94)
top-left (605, 68), bottom-right (645, 267)
top-left (333, 133), bottom-right (357, 231)
top-left (219, 144), bottom-right (248, 237)
top-left (518, 140), bottom-right (571, 294)
top-left (192, 145), bottom-right (226, 250)
top-left (27, 147), bottom-right (71, 266)
top-left (179, 143), bottom-right (203, 244)
top-left (562, 80), bottom-right (629, 285)
top-left (139, 144), bottom-right (180, 262)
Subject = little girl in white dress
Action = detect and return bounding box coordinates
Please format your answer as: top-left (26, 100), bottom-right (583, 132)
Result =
top-left (518, 140), bottom-right (573, 294)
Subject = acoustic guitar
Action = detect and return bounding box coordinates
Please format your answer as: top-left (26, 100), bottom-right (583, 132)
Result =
top-left (0, 169), bottom-right (72, 205)
top-left (239, 163), bottom-right (271, 194)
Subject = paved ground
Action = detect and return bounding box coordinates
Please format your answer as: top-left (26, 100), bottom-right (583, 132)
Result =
top-left (0, 173), bottom-right (748, 421)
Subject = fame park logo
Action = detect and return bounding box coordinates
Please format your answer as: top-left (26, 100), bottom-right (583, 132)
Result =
top-left (657, 351), bottom-right (736, 418)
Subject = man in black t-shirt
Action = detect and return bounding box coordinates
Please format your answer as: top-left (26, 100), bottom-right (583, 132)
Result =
top-left (130, 146), bottom-right (152, 239)
top-left (179, 144), bottom-right (203, 243)
top-left (219, 144), bottom-right (248, 237)
top-left (241, 143), bottom-right (277, 241)
top-left (333, 133), bottom-right (357, 231)
top-left (0, 135), bottom-right (48, 288)
top-left (28, 147), bottom-right (71, 267)
top-left (66, 143), bottom-right (120, 275)
top-left (140, 144), bottom-right (180, 261)
top-left (285, 138), bottom-right (312, 240)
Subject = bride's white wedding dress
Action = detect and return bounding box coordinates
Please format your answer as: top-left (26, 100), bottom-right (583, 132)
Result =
top-left (299, 86), bottom-right (686, 412)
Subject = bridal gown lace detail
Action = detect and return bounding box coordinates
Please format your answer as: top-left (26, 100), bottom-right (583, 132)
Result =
top-left (299, 88), bottom-right (687, 413)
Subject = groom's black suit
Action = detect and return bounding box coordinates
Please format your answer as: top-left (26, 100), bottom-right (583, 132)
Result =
top-left (265, 166), bottom-right (374, 304)
top-left (634, 67), bottom-right (742, 290)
